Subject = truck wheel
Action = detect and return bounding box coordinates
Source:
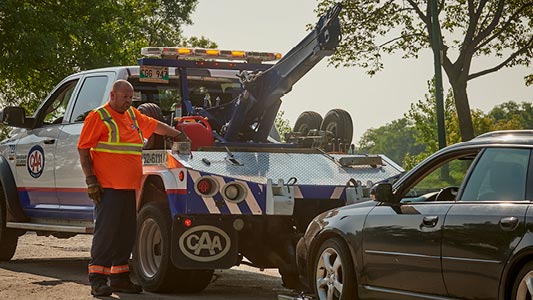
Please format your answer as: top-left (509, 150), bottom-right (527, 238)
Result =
top-left (137, 103), bottom-right (166, 149)
top-left (320, 109), bottom-right (353, 146)
top-left (312, 237), bottom-right (357, 300)
top-left (293, 111), bottom-right (323, 135)
top-left (0, 188), bottom-right (18, 261)
top-left (133, 202), bottom-right (213, 293)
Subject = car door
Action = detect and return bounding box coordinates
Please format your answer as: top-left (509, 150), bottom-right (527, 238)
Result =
top-left (55, 73), bottom-right (114, 217)
top-left (362, 150), bottom-right (476, 296)
top-left (442, 147), bottom-right (530, 299)
top-left (14, 78), bottom-right (80, 216)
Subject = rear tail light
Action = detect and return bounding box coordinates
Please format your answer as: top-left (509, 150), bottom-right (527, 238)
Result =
top-left (194, 176), bottom-right (219, 197)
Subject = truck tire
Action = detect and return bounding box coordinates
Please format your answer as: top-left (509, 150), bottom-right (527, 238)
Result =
top-left (0, 185), bottom-right (18, 261)
top-left (137, 103), bottom-right (166, 150)
top-left (133, 202), bottom-right (213, 293)
top-left (320, 109), bottom-right (353, 146)
top-left (293, 111), bottom-right (323, 135)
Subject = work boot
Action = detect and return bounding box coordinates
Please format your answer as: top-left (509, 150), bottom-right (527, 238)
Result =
top-left (110, 280), bottom-right (143, 293)
top-left (91, 282), bottom-right (113, 297)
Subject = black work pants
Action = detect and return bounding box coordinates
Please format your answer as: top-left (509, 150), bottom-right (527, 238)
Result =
top-left (88, 188), bottom-right (136, 285)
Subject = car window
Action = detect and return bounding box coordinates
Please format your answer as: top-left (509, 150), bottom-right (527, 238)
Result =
top-left (42, 80), bottom-right (78, 125)
top-left (401, 156), bottom-right (475, 202)
top-left (460, 148), bottom-right (530, 201)
top-left (70, 76), bottom-right (109, 122)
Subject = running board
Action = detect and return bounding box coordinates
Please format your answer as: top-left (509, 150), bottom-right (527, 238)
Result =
top-left (6, 222), bottom-right (94, 234)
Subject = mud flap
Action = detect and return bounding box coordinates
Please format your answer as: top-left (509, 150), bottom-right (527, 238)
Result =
top-left (171, 216), bottom-right (239, 269)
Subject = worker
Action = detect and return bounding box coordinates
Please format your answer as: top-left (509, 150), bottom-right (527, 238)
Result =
top-left (78, 79), bottom-right (188, 297)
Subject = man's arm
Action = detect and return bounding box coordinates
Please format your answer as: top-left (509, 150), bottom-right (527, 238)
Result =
top-left (78, 148), bottom-right (94, 178)
top-left (154, 121), bottom-right (189, 141)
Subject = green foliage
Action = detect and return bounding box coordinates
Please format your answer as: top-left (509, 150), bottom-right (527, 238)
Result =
top-left (275, 110), bottom-right (291, 142)
top-left (0, 0), bottom-right (215, 113)
top-left (359, 79), bottom-right (531, 170)
top-left (358, 118), bottom-right (424, 166)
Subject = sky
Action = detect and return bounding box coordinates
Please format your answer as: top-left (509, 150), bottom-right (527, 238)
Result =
top-left (182, 0), bottom-right (532, 143)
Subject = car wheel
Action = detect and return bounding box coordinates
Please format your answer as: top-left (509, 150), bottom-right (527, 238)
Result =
top-left (313, 237), bottom-right (357, 300)
top-left (133, 202), bottom-right (213, 293)
top-left (137, 103), bottom-right (166, 149)
top-left (0, 188), bottom-right (18, 261)
top-left (512, 261), bottom-right (533, 300)
top-left (320, 109), bottom-right (353, 146)
top-left (294, 111), bottom-right (323, 135)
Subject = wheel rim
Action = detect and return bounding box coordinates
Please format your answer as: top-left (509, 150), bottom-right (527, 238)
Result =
top-left (138, 218), bottom-right (163, 278)
top-left (516, 271), bottom-right (533, 300)
top-left (315, 247), bottom-right (344, 300)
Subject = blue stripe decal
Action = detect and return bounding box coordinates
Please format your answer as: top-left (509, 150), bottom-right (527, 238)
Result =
top-left (297, 185), bottom-right (346, 200)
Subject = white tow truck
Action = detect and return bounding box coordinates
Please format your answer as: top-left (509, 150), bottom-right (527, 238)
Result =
top-left (0, 3), bottom-right (404, 293)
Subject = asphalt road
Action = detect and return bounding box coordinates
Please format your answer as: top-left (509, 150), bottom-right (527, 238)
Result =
top-left (0, 233), bottom-right (303, 300)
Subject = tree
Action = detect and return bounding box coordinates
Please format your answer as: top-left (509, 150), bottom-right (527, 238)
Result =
top-left (358, 118), bottom-right (424, 166)
top-left (0, 0), bottom-right (215, 111)
top-left (275, 110), bottom-right (292, 142)
top-left (316, 0), bottom-right (533, 141)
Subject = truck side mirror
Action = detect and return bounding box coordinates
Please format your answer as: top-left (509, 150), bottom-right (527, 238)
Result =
top-left (0, 106), bottom-right (29, 128)
top-left (370, 183), bottom-right (394, 203)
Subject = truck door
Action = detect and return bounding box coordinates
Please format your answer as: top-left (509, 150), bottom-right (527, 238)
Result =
top-left (55, 73), bottom-right (113, 217)
top-left (14, 78), bottom-right (80, 216)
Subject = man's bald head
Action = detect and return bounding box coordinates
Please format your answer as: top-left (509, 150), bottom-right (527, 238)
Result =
top-left (109, 80), bottom-right (134, 113)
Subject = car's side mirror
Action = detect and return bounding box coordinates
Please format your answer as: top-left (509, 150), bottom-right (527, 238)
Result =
top-left (371, 183), bottom-right (394, 203)
top-left (0, 106), bottom-right (31, 128)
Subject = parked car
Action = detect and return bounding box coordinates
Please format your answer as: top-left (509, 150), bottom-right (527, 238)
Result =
top-left (296, 130), bottom-right (533, 300)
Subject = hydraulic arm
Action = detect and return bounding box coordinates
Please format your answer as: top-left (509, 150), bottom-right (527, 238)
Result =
top-left (223, 3), bottom-right (343, 142)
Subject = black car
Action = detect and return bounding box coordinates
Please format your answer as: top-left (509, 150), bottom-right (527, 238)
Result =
top-left (296, 130), bottom-right (533, 300)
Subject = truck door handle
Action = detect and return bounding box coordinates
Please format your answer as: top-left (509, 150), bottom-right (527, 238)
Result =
top-left (500, 217), bottom-right (519, 231)
top-left (43, 139), bottom-right (56, 144)
top-left (422, 216), bottom-right (439, 227)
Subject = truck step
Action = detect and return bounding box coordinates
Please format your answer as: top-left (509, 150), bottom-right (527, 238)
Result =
top-left (6, 222), bottom-right (94, 234)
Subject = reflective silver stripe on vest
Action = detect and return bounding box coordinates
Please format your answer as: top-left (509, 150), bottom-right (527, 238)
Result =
top-left (94, 141), bottom-right (143, 154)
top-left (96, 107), bottom-right (119, 143)
top-left (126, 107), bottom-right (143, 141)
top-left (93, 106), bottom-right (143, 155)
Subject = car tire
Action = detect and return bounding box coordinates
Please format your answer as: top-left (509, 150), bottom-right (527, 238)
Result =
top-left (133, 202), bottom-right (213, 293)
top-left (312, 237), bottom-right (357, 300)
top-left (293, 111), bottom-right (323, 135)
top-left (512, 261), bottom-right (533, 300)
top-left (137, 103), bottom-right (166, 150)
top-left (0, 186), bottom-right (18, 261)
top-left (320, 109), bottom-right (353, 146)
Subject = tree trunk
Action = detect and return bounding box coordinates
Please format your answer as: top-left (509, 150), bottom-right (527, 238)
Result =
top-left (450, 80), bottom-right (475, 141)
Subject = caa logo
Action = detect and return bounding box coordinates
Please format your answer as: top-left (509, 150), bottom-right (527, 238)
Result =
top-left (178, 225), bottom-right (231, 262)
top-left (27, 145), bottom-right (45, 178)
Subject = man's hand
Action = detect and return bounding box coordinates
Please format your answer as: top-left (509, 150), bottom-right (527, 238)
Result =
top-left (86, 175), bottom-right (104, 204)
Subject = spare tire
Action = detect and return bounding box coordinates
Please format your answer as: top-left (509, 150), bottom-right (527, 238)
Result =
top-left (320, 109), bottom-right (353, 146)
top-left (137, 103), bottom-right (166, 150)
top-left (293, 111), bottom-right (323, 135)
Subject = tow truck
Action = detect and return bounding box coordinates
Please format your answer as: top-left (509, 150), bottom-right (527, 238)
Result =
top-left (0, 3), bottom-right (404, 293)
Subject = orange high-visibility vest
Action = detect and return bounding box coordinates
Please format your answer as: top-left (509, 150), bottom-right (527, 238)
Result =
top-left (78, 102), bottom-right (158, 189)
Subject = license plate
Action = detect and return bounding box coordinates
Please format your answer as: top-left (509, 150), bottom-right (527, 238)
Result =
top-left (142, 150), bottom-right (168, 166)
top-left (140, 65), bottom-right (169, 83)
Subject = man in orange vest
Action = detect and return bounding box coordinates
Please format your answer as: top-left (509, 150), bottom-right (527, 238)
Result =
top-left (78, 79), bottom-right (187, 297)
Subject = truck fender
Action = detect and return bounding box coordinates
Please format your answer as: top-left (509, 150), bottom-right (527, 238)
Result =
top-left (0, 156), bottom-right (28, 222)
top-left (138, 169), bottom-right (181, 208)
